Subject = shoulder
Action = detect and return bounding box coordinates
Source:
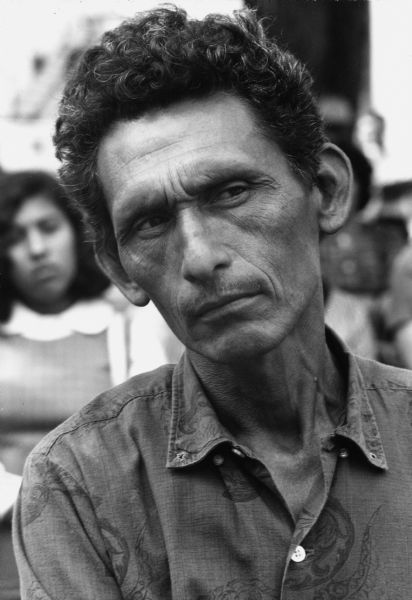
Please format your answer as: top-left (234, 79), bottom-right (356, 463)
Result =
top-left (352, 355), bottom-right (412, 459)
top-left (355, 354), bottom-right (412, 392)
top-left (31, 363), bottom-right (175, 459)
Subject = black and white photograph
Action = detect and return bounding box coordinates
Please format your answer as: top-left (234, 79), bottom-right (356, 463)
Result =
top-left (1, 1), bottom-right (412, 598)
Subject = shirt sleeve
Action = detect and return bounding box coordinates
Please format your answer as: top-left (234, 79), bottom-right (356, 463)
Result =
top-left (12, 451), bottom-right (123, 600)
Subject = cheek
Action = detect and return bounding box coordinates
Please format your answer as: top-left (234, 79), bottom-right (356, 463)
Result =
top-left (228, 192), bottom-right (306, 245)
top-left (7, 248), bottom-right (27, 281)
top-left (237, 198), bottom-right (312, 253)
top-left (58, 229), bottom-right (78, 280)
top-left (119, 237), bottom-right (175, 290)
top-left (251, 204), bottom-right (320, 291)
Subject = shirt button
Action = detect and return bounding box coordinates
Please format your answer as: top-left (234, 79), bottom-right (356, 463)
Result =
top-left (339, 448), bottom-right (349, 458)
top-left (291, 545), bottom-right (306, 563)
top-left (213, 454), bottom-right (224, 466)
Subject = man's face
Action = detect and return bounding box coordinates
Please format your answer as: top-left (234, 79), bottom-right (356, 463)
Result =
top-left (97, 93), bottom-right (323, 362)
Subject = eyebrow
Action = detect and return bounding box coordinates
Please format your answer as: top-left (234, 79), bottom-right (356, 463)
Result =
top-left (13, 214), bottom-right (62, 229)
top-left (114, 160), bottom-right (276, 221)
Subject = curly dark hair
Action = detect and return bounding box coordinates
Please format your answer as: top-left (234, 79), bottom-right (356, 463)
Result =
top-left (0, 170), bottom-right (110, 322)
top-left (54, 5), bottom-right (326, 254)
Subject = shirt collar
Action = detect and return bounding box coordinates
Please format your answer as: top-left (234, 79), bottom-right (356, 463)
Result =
top-left (1, 299), bottom-right (115, 341)
top-left (328, 332), bottom-right (388, 470)
top-left (167, 354), bottom-right (234, 468)
top-left (167, 329), bottom-right (388, 471)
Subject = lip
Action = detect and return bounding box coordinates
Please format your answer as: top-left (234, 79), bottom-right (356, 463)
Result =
top-left (194, 292), bottom-right (259, 320)
top-left (31, 264), bottom-right (59, 282)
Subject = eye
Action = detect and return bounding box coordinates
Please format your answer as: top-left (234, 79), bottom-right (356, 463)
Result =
top-left (39, 219), bottom-right (61, 234)
top-left (130, 211), bottom-right (172, 239)
top-left (213, 183), bottom-right (249, 205)
top-left (222, 184), bottom-right (246, 197)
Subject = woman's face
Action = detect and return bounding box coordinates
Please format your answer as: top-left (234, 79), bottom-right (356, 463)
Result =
top-left (7, 194), bottom-right (78, 313)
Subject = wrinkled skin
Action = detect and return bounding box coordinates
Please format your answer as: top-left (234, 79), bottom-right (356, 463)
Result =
top-left (97, 93), bottom-right (336, 364)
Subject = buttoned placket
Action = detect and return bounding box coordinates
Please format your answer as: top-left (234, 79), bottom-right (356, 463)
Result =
top-left (280, 437), bottom-right (387, 598)
top-left (208, 437), bottom-right (342, 598)
top-left (169, 421), bottom-right (387, 598)
top-left (166, 344), bottom-right (388, 597)
top-left (280, 435), bottom-right (339, 597)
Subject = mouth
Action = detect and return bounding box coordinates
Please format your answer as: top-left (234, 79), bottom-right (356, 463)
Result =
top-left (194, 292), bottom-right (259, 320)
top-left (31, 264), bottom-right (59, 282)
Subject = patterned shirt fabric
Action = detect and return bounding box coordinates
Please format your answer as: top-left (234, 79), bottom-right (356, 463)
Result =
top-left (13, 330), bottom-right (412, 600)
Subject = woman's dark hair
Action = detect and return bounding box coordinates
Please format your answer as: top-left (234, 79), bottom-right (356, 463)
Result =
top-left (0, 170), bottom-right (110, 322)
top-left (54, 5), bottom-right (326, 255)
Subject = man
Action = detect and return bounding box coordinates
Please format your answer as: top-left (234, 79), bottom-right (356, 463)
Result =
top-left (13, 7), bottom-right (412, 599)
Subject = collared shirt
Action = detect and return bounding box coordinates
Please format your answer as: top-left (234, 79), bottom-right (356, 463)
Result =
top-left (13, 332), bottom-right (412, 599)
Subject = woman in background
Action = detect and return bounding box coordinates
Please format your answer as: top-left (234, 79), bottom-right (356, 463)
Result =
top-left (0, 170), bottom-right (182, 598)
top-left (0, 170), bottom-right (116, 598)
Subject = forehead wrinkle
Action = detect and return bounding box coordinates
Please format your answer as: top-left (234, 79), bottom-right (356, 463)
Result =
top-left (114, 137), bottom-right (188, 171)
top-left (99, 99), bottom-right (266, 177)
top-left (115, 156), bottom-right (271, 214)
top-left (114, 134), bottom-right (252, 175)
top-left (102, 106), bottom-right (241, 169)
top-left (99, 140), bottom-right (242, 208)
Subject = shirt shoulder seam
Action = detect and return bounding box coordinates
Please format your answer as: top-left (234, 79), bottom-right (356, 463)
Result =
top-left (38, 384), bottom-right (172, 458)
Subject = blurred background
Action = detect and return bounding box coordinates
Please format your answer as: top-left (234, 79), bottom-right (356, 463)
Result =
top-left (0, 0), bottom-right (411, 184)
top-left (0, 0), bottom-right (242, 171)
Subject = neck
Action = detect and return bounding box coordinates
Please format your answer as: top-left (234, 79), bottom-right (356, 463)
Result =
top-left (17, 295), bottom-right (74, 315)
top-left (188, 302), bottom-right (346, 453)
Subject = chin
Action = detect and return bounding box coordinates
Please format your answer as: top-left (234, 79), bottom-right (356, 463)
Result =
top-left (188, 325), bottom-right (285, 365)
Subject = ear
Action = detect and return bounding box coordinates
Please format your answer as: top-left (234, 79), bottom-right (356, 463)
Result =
top-left (97, 245), bottom-right (150, 307)
top-left (315, 142), bottom-right (353, 234)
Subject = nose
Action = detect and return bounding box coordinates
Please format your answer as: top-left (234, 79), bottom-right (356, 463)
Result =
top-left (179, 209), bottom-right (231, 282)
top-left (26, 229), bottom-right (47, 258)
